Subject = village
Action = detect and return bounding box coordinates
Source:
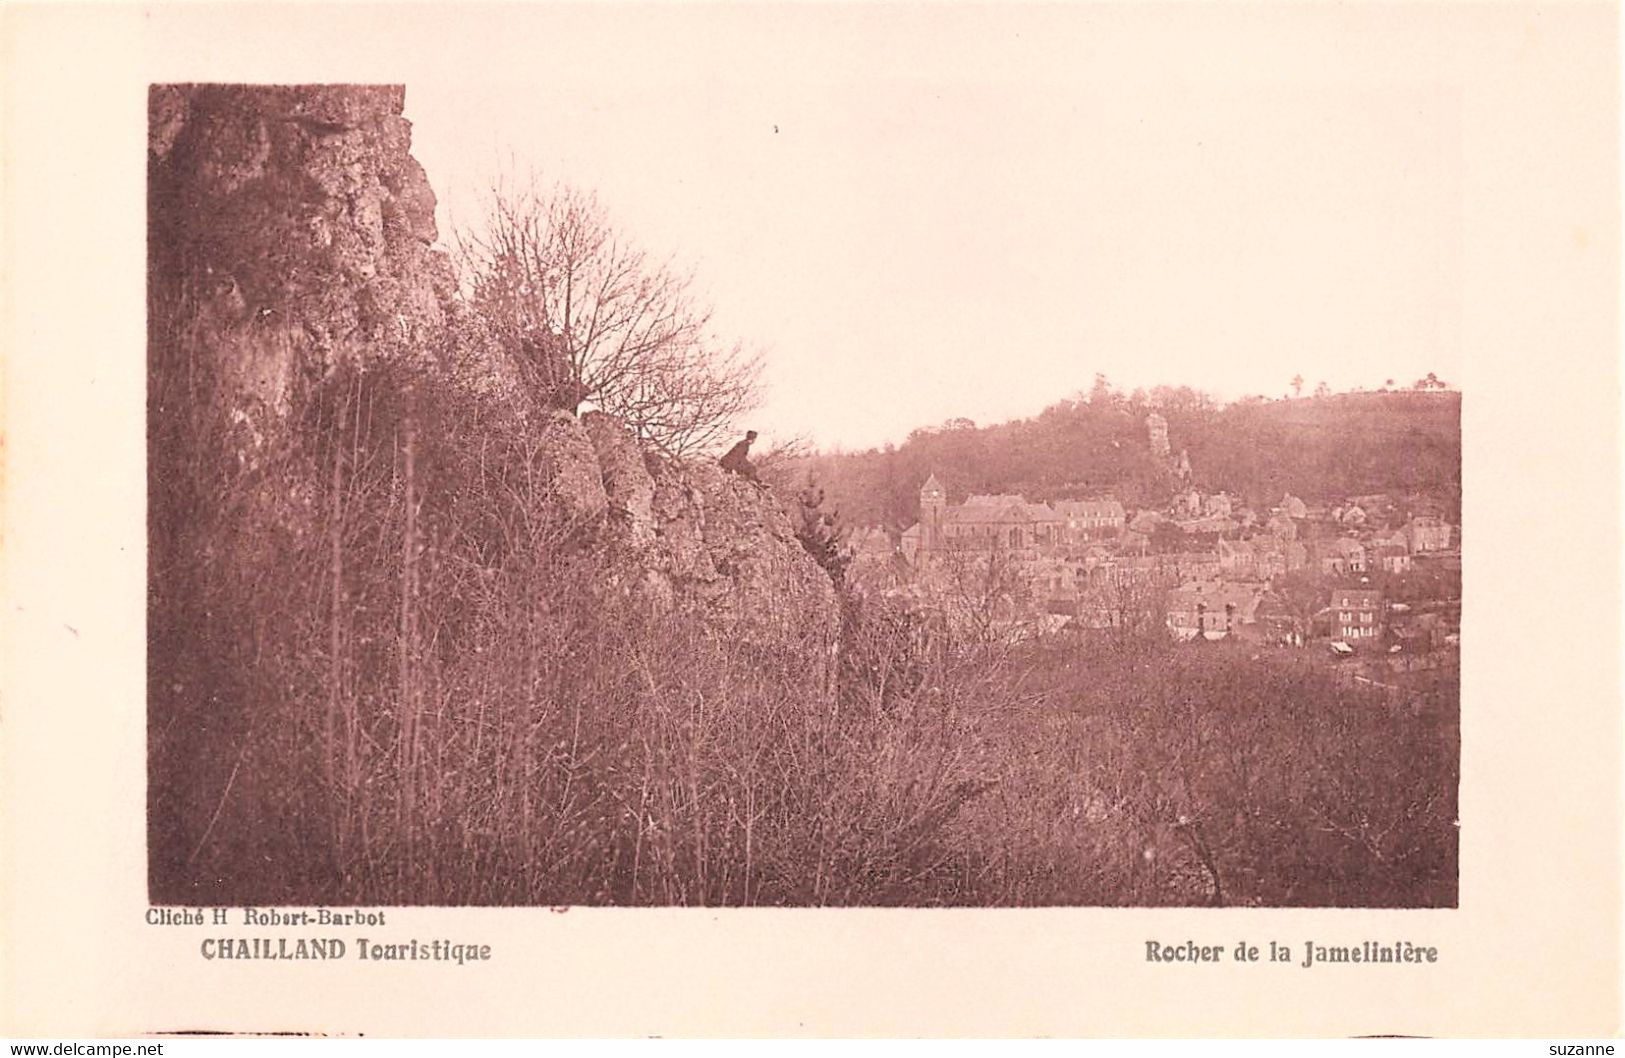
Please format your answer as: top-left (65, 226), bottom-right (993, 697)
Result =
top-left (843, 411), bottom-right (1462, 677)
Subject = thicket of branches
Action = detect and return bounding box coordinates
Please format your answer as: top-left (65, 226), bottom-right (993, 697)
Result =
top-left (454, 175), bottom-right (762, 456)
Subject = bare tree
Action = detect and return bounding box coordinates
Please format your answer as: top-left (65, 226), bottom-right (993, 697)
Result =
top-left (455, 173), bottom-right (763, 455)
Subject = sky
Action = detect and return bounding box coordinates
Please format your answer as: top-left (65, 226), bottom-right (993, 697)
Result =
top-left (399, 5), bottom-right (1464, 452)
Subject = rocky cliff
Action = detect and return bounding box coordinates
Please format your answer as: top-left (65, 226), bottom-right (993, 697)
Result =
top-left (149, 86), bottom-right (452, 423)
top-left (148, 82), bottom-right (836, 651)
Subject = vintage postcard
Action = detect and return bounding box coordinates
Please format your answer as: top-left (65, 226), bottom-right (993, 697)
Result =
top-left (2, 1), bottom-right (1619, 1038)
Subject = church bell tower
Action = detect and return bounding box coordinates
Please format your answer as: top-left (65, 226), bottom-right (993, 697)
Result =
top-left (920, 473), bottom-right (946, 550)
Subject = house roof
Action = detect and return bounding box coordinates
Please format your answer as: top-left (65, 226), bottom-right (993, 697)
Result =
top-left (1331, 588), bottom-right (1382, 608)
top-left (1167, 581), bottom-right (1265, 619)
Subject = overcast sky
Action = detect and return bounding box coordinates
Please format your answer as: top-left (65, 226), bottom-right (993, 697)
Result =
top-left (400, 5), bottom-right (1463, 452)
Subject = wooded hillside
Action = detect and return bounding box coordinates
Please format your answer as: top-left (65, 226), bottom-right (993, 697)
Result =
top-left (796, 386), bottom-right (1461, 529)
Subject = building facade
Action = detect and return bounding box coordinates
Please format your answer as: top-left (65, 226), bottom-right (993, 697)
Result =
top-left (1330, 587), bottom-right (1384, 643)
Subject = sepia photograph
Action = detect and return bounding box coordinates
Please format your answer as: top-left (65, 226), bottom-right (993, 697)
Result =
top-left (4, 0), bottom-right (1619, 1039)
top-left (147, 72), bottom-right (1461, 908)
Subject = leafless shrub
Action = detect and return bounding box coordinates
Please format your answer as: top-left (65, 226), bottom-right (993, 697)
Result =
top-left (454, 172), bottom-right (762, 457)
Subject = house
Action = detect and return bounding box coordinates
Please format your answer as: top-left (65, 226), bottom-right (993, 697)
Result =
top-left (1406, 515), bottom-right (1452, 553)
top-left (1371, 542), bottom-right (1412, 574)
top-left (1329, 586), bottom-right (1384, 644)
top-left (1166, 551), bottom-right (1223, 582)
top-left (1280, 493), bottom-right (1308, 519)
top-left (1314, 537), bottom-right (1367, 575)
top-left (1265, 513), bottom-right (1299, 541)
top-left (1166, 581), bottom-right (1265, 641)
top-left (1370, 528), bottom-right (1408, 551)
top-left (1099, 555), bottom-right (1172, 585)
top-left (1219, 537), bottom-right (1306, 579)
top-left (1053, 498), bottom-right (1127, 540)
top-left (1217, 537), bottom-right (1260, 578)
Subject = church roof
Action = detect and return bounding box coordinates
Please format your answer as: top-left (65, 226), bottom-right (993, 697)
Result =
top-left (943, 500), bottom-right (1061, 525)
top-left (921, 473), bottom-right (945, 493)
top-left (945, 503), bottom-right (1028, 524)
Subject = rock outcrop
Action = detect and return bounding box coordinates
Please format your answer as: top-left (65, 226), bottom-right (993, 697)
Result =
top-left (543, 409), bottom-right (840, 646)
top-left (149, 83), bottom-right (837, 656)
top-left (149, 84), bottom-right (455, 435)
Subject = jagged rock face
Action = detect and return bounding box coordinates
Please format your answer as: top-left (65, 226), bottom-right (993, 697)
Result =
top-left (536, 410), bottom-right (609, 526)
top-left (149, 84), bottom-right (455, 435)
top-left (149, 83), bottom-right (836, 670)
top-left (582, 411), bottom-right (657, 547)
